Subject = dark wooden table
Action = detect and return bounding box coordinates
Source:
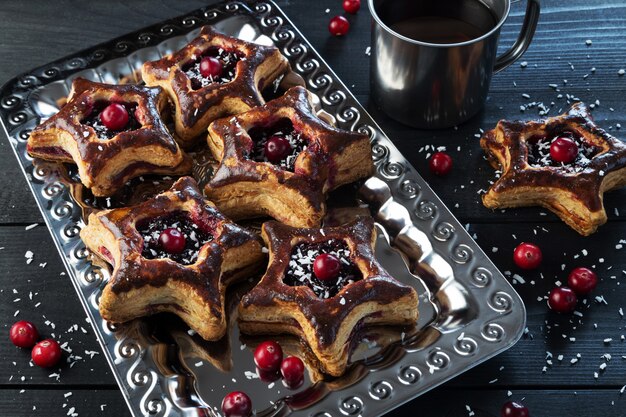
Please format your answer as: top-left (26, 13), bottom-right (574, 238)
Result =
top-left (1, 1), bottom-right (625, 416)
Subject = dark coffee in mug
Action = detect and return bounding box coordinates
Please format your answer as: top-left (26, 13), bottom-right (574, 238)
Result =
top-left (380, 0), bottom-right (497, 44)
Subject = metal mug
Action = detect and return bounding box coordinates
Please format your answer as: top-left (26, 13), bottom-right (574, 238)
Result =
top-left (369, 0), bottom-right (541, 128)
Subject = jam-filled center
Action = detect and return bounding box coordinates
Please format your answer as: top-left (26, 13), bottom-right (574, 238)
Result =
top-left (527, 132), bottom-right (602, 172)
top-left (246, 118), bottom-right (308, 172)
top-left (137, 211), bottom-right (214, 265)
top-left (184, 46), bottom-right (243, 90)
top-left (82, 101), bottom-right (140, 140)
top-left (283, 239), bottom-right (362, 299)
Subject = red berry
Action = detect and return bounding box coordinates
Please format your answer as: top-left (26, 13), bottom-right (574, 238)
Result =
top-left (9, 320), bottom-right (39, 348)
top-left (550, 136), bottom-right (578, 163)
top-left (329, 16), bottom-right (350, 36)
top-left (158, 228), bottom-right (186, 254)
top-left (568, 267), bottom-right (598, 295)
top-left (513, 242), bottom-right (542, 270)
top-left (429, 152), bottom-right (453, 176)
top-left (199, 56), bottom-right (223, 78)
top-left (254, 340), bottom-right (283, 372)
top-left (281, 356), bottom-right (305, 389)
top-left (221, 391), bottom-right (252, 417)
top-left (343, 0), bottom-right (361, 14)
top-left (264, 135), bottom-right (292, 164)
top-left (313, 253), bottom-right (342, 281)
top-left (31, 339), bottom-right (62, 368)
top-left (548, 286), bottom-right (577, 313)
top-left (100, 103), bottom-right (129, 131)
top-left (501, 401), bottom-right (530, 417)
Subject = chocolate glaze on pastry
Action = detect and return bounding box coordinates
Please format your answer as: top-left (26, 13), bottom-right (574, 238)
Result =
top-left (27, 77), bottom-right (191, 196)
top-left (141, 26), bottom-right (290, 147)
top-left (205, 86), bottom-right (374, 228)
top-left (238, 217), bottom-right (418, 377)
top-left (79, 177), bottom-right (265, 341)
top-left (481, 102), bottom-right (626, 235)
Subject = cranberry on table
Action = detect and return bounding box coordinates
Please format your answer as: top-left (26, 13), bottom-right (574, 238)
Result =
top-left (9, 320), bottom-right (39, 348)
top-left (513, 242), bottom-right (542, 270)
top-left (264, 135), bottom-right (292, 164)
top-left (343, 0), bottom-right (361, 14)
top-left (281, 356), bottom-right (305, 389)
top-left (548, 286), bottom-right (577, 313)
top-left (429, 152), bottom-right (453, 176)
top-left (550, 136), bottom-right (578, 163)
top-left (221, 391), bottom-right (252, 417)
top-left (313, 253), bottom-right (342, 281)
top-left (254, 340), bottom-right (283, 372)
top-left (199, 56), bottom-right (223, 78)
top-left (501, 400), bottom-right (530, 417)
top-left (158, 228), bottom-right (186, 254)
top-left (31, 339), bottom-right (62, 368)
top-left (329, 16), bottom-right (350, 36)
top-left (100, 103), bottom-right (129, 131)
top-left (568, 267), bottom-right (598, 295)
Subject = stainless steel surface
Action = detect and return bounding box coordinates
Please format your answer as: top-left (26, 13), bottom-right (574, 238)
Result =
top-left (368, 0), bottom-right (540, 128)
top-left (0, 1), bottom-right (526, 416)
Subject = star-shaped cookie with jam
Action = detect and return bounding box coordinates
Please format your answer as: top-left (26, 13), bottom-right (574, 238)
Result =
top-left (481, 103), bottom-right (626, 235)
top-left (238, 217), bottom-right (418, 377)
top-left (204, 86), bottom-right (374, 228)
top-left (27, 77), bottom-right (192, 196)
top-left (141, 26), bottom-right (290, 147)
top-left (80, 176), bottom-right (265, 341)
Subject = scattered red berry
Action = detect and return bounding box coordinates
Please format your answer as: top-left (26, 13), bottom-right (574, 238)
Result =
top-left (159, 228), bottom-right (186, 254)
top-left (513, 242), bottom-right (542, 270)
top-left (281, 356), bottom-right (305, 388)
top-left (329, 16), bottom-right (350, 36)
top-left (100, 103), bottom-right (129, 131)
top-left (567, 267), bottom-right (598, 295)
top-left (501, 400), bottom-right (530, 417)
top-left (548, 286), bottom-right (577, 313)
top-left (9, 320), bottom-right (39, 348)
top-left (550, 136), bottom-right (578, 164)
top-left (264, 135), bottom-right (292, 163)
top-left (221, 391), bottom-right (252, 417)
top-left (429, 152), bottom-right (453, 176)
top-left (343, 0), bottom-right (361, 14)
top-left (313, 253), bottom-right (342, 281)
top-left (254, 340), bottom-right (283, 372)
top-left (31, 339), bottom-right (62, 368)
top-left (199, 56), bottom-right (223, 78)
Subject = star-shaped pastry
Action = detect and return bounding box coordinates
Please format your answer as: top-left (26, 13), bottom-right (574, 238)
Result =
top-left (481, 103), bottom-right (626, 235)
top-left (80, 176), bottom-right (265, 341)
top-left (204, 86), bottom-right (374, 228)
top-left (238, 217), bottom-right (418, 377)
top-left (27, 77), bottom-right (192, 196)
top-left (141, 26), bottom-right (290, 147)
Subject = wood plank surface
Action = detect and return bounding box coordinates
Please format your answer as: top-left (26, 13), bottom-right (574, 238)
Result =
top-left (0, 0), bottom-right (625, 416)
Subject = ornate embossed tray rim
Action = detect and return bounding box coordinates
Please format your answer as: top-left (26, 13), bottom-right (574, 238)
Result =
top-left (0, 1), bottom-right (526, 416)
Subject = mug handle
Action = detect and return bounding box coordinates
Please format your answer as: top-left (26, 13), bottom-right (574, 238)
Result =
top-left (494, 0), bottom-right (541, 73)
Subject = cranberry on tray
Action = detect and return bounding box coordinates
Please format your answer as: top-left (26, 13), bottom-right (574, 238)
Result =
top-left (343, 0), bottom-right (361, 14)
top-left (254, 340), bottom-right (283, 372)
top-left (9, 320), bottom-right (39, 348)
top-left (281, 356), bottom-right (305, 389)
top-left (221, 391), bottom-right (252, 417)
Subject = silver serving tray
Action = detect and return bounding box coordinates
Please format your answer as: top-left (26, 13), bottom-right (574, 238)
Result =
top-left (0, 1), bottom-right (525, 416)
